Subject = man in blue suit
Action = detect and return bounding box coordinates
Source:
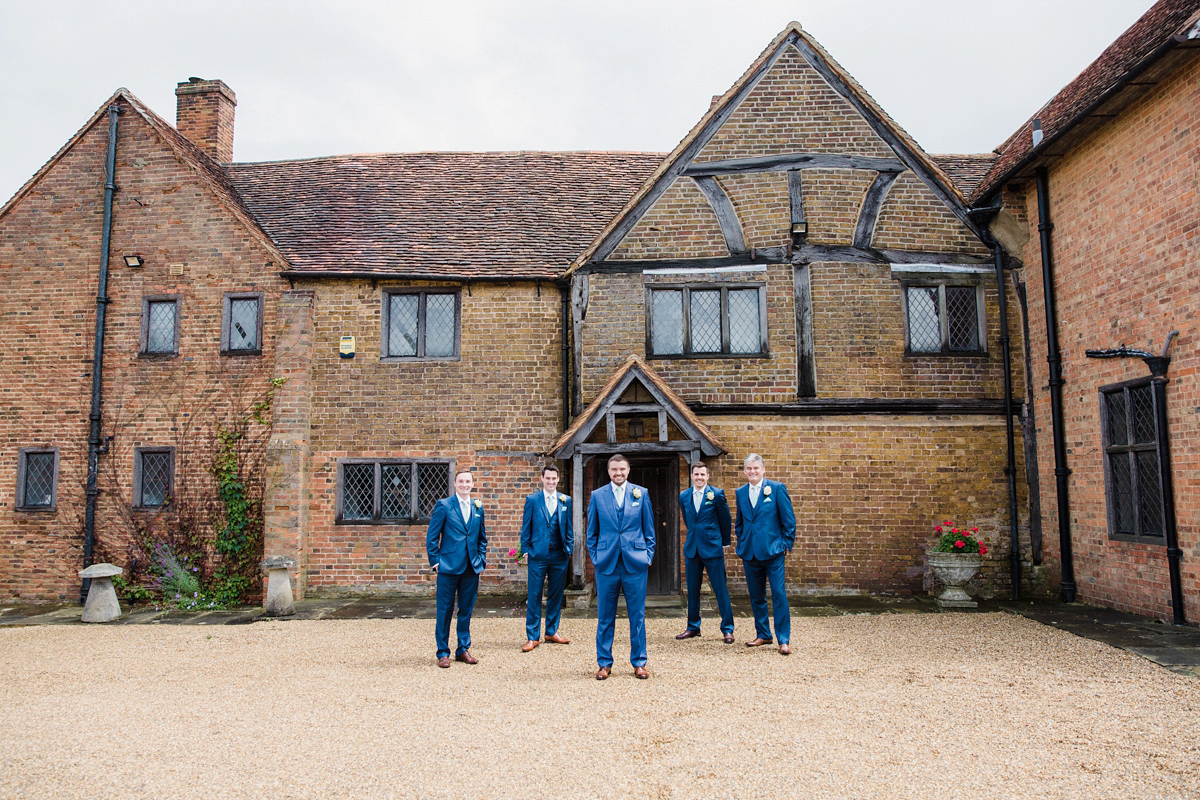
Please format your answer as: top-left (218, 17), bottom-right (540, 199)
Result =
top-left (519, 464), bottom-right (574, 652)
top-left (587, 453), bottom-right (655, 680)
top-left (426, 468), bottom-right (488, 668)
top-left (734, 453), bottom-right (796, 655)
top-left (676, 461), bottom-right (735, 643)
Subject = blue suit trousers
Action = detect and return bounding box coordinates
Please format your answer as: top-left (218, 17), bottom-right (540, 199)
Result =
top-left (435, 567), bottom-right (479, 658)
top-left (685, 554), bottom-right (734, 635)
top-left (595, 553), bottom-right (648, 668)
top-left (743, 552), bottom-right (790, 644)
top-left (525, 553), bottom-right (570, 640)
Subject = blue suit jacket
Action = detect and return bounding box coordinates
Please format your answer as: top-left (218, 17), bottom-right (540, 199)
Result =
top-left (426, 495), bottom-right (488, 575)
top-left (520, 491), bottom-right (574, 561)
top-left (679, 486), bottom-right (732, 560)
top-left (734, 479), bottom-right (796, 561)
top-left (586, 482), bottom-right (655, 575)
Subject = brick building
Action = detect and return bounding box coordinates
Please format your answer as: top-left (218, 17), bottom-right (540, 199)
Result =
top-left (3, 21), bottom-right (1033, 603)
top-left (972, 0), bottom-right (1200, 623)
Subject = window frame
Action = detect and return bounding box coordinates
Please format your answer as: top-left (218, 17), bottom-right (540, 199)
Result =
top-left (335, 458), bottom-right (454, 524)
top-left (380, 290), bottom-right (462, 362)
top-left (900, 280), bottom-right (987, 357)
top-left (645, 283), bottom-right (768, 359)
top-left (1100, 377), bottom-right (1165, 543)
top-left (132, 446), bottom-right (175, 510)
top-left (15, 447), bottom-right (59, 512)
top-left (220, 291), bottom-right (264, 356)
top-left (139, 295), bottom-right (181, 358)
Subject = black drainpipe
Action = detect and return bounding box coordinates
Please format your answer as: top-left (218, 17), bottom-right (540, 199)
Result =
top-left (81, 103), bottom-right (121, 603)
top-left (1035, 166), bottom-right (1076, 603)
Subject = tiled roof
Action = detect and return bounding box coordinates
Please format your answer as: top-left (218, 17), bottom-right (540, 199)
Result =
top-left (224, 151), bottom-right (664, 279)
top-left (972, 0), bottom-right (1200, 201)
top-left (931, 154), bottom-right (997, 198)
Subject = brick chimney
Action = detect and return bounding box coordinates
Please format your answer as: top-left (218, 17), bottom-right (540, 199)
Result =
top-left (175, 78), bottom-right (236, 163)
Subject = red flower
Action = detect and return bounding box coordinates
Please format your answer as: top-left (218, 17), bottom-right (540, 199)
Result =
top-left (935, 525), bottom-right (943, 533)
top-left (972, 527), bottom-right (979, 533)
top-left (954, 540), bottom-right (965, 548)
top-left (980, 545), bottom-right (989, 555)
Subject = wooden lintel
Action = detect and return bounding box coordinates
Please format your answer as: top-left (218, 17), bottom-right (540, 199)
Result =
top-left (610, 403), bottom-right (664, 414)
top-left (793, 245), bottom-right (990, 266)
top-left (579, 441), bottom-right (699, 455)
top-left (685, 153), bottom-right (907, 176)
top-left (586, 249), bottom-right (788, 273)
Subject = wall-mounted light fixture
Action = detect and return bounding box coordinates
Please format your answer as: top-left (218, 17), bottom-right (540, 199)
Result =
top-left (123, 255), bottom-right (144, 268)
top-left (791, 221), bottom-right (808, 239)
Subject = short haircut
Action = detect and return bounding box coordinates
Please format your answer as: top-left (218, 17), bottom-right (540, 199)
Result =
top-left (743, 453), bottom-right (765, 469)
top-left (608, 453), bottom-right (629, 467)
top-left (690, 461), bottom-right (709, 474)
top-left (541, 464), bottom-right (560, 477)
top-left (454, 468), bottom-right (474, 480)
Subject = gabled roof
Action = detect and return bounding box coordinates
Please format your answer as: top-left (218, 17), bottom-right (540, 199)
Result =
top-left (550, 355), bottom-right (724, 459)
top-left (225, 151), bottom-right (664, 280)
top-left (567, 22), bottom-right (979, 274)
top-left (931, 154), bottom-right (997, 199)
top-left (972, 0), bottom-right (1200, 202)
top-left (0, 89), bottom-right (290, 268)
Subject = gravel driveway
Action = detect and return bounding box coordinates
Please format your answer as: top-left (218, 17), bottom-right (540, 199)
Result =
top-left (2, 613), bottom-right (1198, 799)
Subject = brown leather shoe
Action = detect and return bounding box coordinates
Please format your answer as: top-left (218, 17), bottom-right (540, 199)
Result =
top-left (723, 633), bottom-right (735, 644)
top-left (595, 666), bottom-right (611, 680)
top-left (745, 637), bottom-right (772, 647)
top-left (521, 639), bottom-right (539, 652)
top-left (544, 633), bottom-right (571, 644)
top-left (455, 650), bottom-right (478, 665)
top-left (634, 666), bottom-right (649, 679)
top-left (779, 643), bottom-right (791, 655)
top-left (437, 657), bottom-right (451, 668)
top-left (675, 629), bottom-right (701, 640)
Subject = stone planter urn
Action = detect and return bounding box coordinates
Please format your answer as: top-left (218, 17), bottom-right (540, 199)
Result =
top-left (928, 551), bottom-right (981, 609)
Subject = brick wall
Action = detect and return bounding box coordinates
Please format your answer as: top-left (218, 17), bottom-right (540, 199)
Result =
top-left (1015, 54), bottom-right (1200, 621)
top-left (0, 101), bottom-right (284, 600)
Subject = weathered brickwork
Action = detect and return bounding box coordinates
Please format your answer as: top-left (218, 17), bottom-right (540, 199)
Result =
top-left (611, 178), bottom-right (728, 260)
top-left (1015, 54), bottom-right (1200, 622)
top-left (873, 173), bottom-right (990, 255)
top-left (800, 169), bottom-right (876, 245)
top-left (0, 102), bottom-right (285, 600)
top-left (668, 416), bottom-right (1022, 596)
top-left (291, 278), bottom-right (565, 596)
top-left (808, 261), bottom-right (1025, 400)
top-left (695, 45), bottom-right (894, 163)
top-left (718, 171), bottom-right (789, 249)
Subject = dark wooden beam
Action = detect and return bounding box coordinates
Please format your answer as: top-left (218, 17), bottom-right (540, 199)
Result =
top-left (587, 33), bottom-right (799, 263)
top-left (790, 37), bottom-right (986, 243)
top-left (689, 398), bottom-right (1022, 416)
top-left (692, 176), bottom-right (747, 254)
top-left (853, 171), bottom-right (900, 249)
top-left (579, 441), bottom-right (700, 455)
top-left (585, 249), bottom-right (788, 274)
top-left (792, 244), bottom-right (991, 266)
top-left (685, 153), bottom-right (907, 176)
top-left (787, 169), bottom-right (806, 230)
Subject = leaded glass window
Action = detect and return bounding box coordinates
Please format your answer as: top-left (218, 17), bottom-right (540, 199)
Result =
top-left (1102, 381), bottom-right (1164, 541)
top-left (648, 285), bottom-right (765, 357)
top-left (337, 459), bottom-right (452, 523)
top-left (142, 297), bottom-right (179, 355)
top-left (17, 449), bottom-right (58, 511)
top-left (134, 448), bottom-right (173, 509)
top-left (383, 291), bottom-right (459, 360)
top-left (222, 293), bottom-right (263, 354)
top-left (904, 284), bottom-right (984, 355)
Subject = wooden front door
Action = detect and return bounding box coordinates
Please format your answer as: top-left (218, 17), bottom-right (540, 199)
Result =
top-left (593, 456), bottom-right (680, 594)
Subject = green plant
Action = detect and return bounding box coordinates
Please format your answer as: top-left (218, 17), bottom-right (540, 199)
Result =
top-left (932, 521), bottom-right (989, 555)
top-left (111, 574), bottom-right (154, 605)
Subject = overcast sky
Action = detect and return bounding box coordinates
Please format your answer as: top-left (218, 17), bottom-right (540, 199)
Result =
top-left (0, 0), bottom-right (1155, 204)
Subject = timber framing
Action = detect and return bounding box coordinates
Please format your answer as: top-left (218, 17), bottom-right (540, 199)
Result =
top-left (683, 153), bottom-right (908, 176)
top-left (575, 246), bottom-right (993, 275)
top-left (692, 176), bottom-right (748, 254)
top-left (853, 171), bottom-right (901, 248)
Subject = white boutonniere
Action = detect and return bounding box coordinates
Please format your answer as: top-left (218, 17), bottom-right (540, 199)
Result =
top-left (632, 488), bottom-right (642, 499)
top-left (706, 491), bottom-right (715, 501)
top-left (558, 493), bottom-right (568, 502)
top-left (473, 499), bottom-right (482, 509)
top-left (763, 486), bottom-right (772, 496)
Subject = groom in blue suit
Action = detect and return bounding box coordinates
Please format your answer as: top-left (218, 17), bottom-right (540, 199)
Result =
top-left (734, 453), bottom-right (796, 655)
top-left (519, 464), bottom-right (574, 652)
top-left (587, 453), bottom-right (655, 680)
top-left (676, 461), bottom-right (735, 643)
top-left (426, 469), bottom-right (488, 668)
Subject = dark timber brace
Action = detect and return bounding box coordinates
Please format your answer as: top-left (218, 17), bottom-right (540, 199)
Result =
top-left (1086, 331), bottom-right (1185, 625)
